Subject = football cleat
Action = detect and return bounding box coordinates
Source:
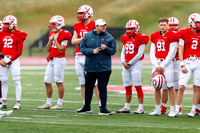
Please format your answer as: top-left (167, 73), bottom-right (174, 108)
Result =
top-left (13, 102), bottom-right (21, 109)
top-left (99, 106), bottom-right (112, 115)
top-left (195, 108), bottom-right (200, 116)
top-left (2, 104), bottom-right (7, 109)
top-left (76, 107), bottom-right (93, 114)
top-left (179, 107), bottom-right (182, 115)
top-left (187, 110), bottom-right (196, 117)
top-left (0, 110), bottom-right (13, 119)
top-left (50, 104), bottom-right (63, 110)
top-left (149, 109), bottom-right (161, 115)
top-left (168, 110), bottom-right (177, 117)
top-left (161, 105), bottom-right (167, 114)
top-left (38, 103), bottom-right (52, 109)
top-left (116, 107), bottom-right (130, 113)
top-left (134, 108), bottom-right (144, 114)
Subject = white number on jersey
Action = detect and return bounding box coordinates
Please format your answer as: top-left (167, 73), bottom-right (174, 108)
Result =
top-left (51, 41), bottom-right (57, 48)
top-left (125, 43), bottom-right (134, 54)
top-left (157, 41), bottom-right (166, 51)
top-left (191, 40), bottom-right (198, 49)
top-left (3, 38), bottom-right (13, 48)
top-left (80, 31), bottom-right (88, 38)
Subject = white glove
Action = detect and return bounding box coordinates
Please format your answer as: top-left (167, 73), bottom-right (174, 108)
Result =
top-left (4, 56), bottom-right (11, 63)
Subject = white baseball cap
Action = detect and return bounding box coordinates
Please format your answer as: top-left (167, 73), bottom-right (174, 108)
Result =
top-left (95, 19), bottom-right (108, 26)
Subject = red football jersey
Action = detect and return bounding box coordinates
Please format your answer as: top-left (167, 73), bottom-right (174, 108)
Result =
top-left (0, 30), bottom-right (27, 61)
top-left (74, 21), bottom-right (95, 53)
top-left (179, 28), bottom-right (200, 59)
top-left (122, 33), bottom-right (149, 62)
top-left (151, 31), bottom-right (178, 59)
top-left (48, 30), bottom-right (72, 58)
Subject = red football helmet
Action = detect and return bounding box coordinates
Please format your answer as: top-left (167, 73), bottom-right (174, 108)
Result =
top-left (125, 20), bottom-right (140, 37)
top-left (151, 71), bottom-right (165, 90)
top-left (188, 13), bottom-right (200, 30)
top-left (77, 5), bottom-right (93, 22)
top-left (168, 17), bottom-right (179, 31)
top-left (0, 20), bottom-right (3, 31)
top-left (3, 15), bottom-right (17, 31)
top-left (48, 15), bottom-right (65, 31)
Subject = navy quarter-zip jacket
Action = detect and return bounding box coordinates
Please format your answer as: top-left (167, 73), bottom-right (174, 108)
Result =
top-left (80, 29), bottom-right (116, 72)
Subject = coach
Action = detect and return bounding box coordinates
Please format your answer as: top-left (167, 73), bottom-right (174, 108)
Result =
top-left (77, 18), bottom-right (116, 115)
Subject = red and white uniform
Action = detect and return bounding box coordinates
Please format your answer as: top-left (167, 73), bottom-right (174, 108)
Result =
top-left (74, 21), bottom-right (95, 85)
top-left (0, 30), bottom-right (27, 101)
top-left (179, 28), bottom-right (200, 86)
top-left (44, 30), bottom-right (72, 83)
top-left (150, 31), bottom-right (178, 88)
top-left (121, 33), bottom-right (149, 87)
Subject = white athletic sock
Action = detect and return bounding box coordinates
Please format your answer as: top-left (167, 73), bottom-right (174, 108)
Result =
top-left (197, 104), bottom-right (200, 110)
top-left (155, 105), bottom-right (160, 110)
top-left (98, 101), bottom-right (101, 107)
top-left (139, 104), bottom-right (143, 110)
top-left (125, 103), bottom-right (130, 110)
top-left (175, 105), bottom-right (180, 112)
top-left (192, 105), bottom-right (197, 112)
top-left (47, 98), bottom-right (52, 105)
top-left (162, 103), bottom-right (167, 107)
top-left (83, 100), bottom-right (85, 105)
top-left (170, 106), bottom-right (174, 111)
top-left (57, 98), bottom-right (63, 105)
top-left (14, 80), bottom-right (22, 101)
top-left (0, 98), bottom-right (2, 103)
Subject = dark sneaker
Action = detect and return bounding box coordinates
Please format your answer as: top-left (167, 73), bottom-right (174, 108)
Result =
top-left (2, 105), bottom-right (7, 109)
top-left (99, 107), bottom-right (112, 115)
top-left (76, 107), bottom-right (93, 114)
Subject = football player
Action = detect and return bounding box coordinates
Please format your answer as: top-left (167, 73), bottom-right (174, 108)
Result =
top-left (149, 17), bottom-right (178, 117)
top-left (71, 5), bottom-right (101, 107)
top-left (175, 13), bottom-right (200, 117)
top-left (0, 20), bottom-right (4, 106)
top-left (116, 20), bottom-right (149, 114)
top-left (161, 17), bottom-right (182, 115)
top-left (0, 15), bottom-right (27, 109)
top-left (38, 15), bottom-right (72, 110)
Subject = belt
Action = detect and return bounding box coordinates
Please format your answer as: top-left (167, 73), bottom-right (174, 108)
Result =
top-left (157, 58), bottom-right (165, 61)
top-left (76, 53), bottom-right (84, 56)
top-left (5, 55), bottom-right (12, 59)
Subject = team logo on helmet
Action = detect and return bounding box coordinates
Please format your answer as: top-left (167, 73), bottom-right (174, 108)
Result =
top-left (151, 71), bottom-right (165, 90)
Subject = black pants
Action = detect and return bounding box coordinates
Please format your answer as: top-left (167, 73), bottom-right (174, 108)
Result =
top-left (84, 71), bottom-right (111, 109)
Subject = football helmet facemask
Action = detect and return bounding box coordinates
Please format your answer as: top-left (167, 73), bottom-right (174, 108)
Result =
top-left (151, 71), bottom-right (165, 90)
top-left (168, 17), bottom-right (179, 32)
top-left (125, 20), bottom-right (140, 37)
top-left (48, 15), bottom-right (65, 31)
top-left (188, 13), bottom-right (200, 30)
top-left (77, 5), bottom-right (93, 22)
top-left (3, 15), bottom-right (17, 31)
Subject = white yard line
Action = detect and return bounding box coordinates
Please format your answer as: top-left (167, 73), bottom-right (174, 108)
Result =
top-left (2, 119), bottom-right (200, 130)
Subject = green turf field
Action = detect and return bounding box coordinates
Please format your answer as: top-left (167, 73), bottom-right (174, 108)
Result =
top-left (0, 65), bottom-right (199, 133)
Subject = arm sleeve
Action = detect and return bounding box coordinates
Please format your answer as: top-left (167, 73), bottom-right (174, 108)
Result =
top-left (128, 44), bottom-right (145, 65)
top-left (121, 46), bottom-right (126, 63)
top-left (150, 43), bottom-right (159, 67)
top-left (104, 38), bottom-right (116, 55)
top-left (80, 35), bottom-right (94, 55)
top-left (160, 42), bottom-right (178, 68)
